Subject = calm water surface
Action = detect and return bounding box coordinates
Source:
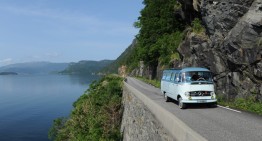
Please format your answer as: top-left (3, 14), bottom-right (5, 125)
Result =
top-left (0, 74), bottom-right (99, 141)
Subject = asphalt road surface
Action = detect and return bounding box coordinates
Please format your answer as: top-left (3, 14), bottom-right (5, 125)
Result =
top-left (126, 77), bottom-right (262, 141)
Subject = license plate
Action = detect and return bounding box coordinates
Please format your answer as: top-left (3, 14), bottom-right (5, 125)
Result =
top-left (197, 100), bottom-right (207, 103)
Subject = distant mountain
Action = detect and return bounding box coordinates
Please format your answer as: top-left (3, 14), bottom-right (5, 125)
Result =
top-left (60, 60), bottom-right (114, 75)
top-left (0, 62), bottom-right (69, 75)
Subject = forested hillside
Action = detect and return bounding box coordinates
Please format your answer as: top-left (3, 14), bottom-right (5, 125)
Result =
top-left (0, 62), bottom-right (68, 74)
top-left (60, 60), bottom-right (113, 75)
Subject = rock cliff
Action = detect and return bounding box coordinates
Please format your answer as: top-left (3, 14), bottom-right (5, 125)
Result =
top-left (176, 0), bottom-right (262, 100)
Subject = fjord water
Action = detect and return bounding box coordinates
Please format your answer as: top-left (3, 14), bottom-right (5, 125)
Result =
top-left (0, 74), bottom-right (99, 141)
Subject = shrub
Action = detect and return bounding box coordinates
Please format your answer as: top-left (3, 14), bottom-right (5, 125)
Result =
top-left (192, 18), bottom-right (205, 33)
top-left (49, 75), bottom-right (124, 141)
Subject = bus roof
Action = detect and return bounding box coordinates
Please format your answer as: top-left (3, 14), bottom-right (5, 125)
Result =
top-left (163, 67), bottom-right (210, 73)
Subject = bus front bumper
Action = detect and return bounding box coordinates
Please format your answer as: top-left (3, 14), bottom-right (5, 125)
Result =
top-left (182, 99), bottom-right (217, 104)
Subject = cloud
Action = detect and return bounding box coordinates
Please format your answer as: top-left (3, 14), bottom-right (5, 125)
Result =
top-left (0, 4), bottom-right (137, 36)
top-left (45, 52), bottom-right (60, 58)
top-left (0, 4), bottom-right (98, 25)
top-left (0, 58), bottom-right (13, 65)
top-left (27, 52), bottom-right (61, 60)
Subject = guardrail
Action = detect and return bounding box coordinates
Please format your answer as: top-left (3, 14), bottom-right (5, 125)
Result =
top-left (124, 82), bottom-right (207, 141)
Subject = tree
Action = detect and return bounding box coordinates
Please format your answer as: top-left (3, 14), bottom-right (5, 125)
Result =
top-left (135, 0), bottom-right (184, 79)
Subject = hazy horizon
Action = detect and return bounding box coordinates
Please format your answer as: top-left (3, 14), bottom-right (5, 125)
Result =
top-left (0, 59), bottom-right (115, 67)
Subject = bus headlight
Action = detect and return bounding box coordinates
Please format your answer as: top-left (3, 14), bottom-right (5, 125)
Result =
top-left (185, 92), bottom-right (192, 100)
top-left (211, 92), bottom-right (216, 99)
top-left (185, 92), bottom-right (190, 97)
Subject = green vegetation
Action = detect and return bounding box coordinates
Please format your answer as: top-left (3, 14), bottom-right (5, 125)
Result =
top-left (60, 60), bottom-right (113, 75)
top-left (191, 18), bottom-right (205, 34)
top-left (49, 75), bottom-right (124, 141)
top-left (157, 32), bottom-right (184, 66)
top-left (136, 77), bottom-right (160, 88)
top-left (217, 95), bottom-right (262, 115)
top-left (135, 0), bottom-right (185, 78)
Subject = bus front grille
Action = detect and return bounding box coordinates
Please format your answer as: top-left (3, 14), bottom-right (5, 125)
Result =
top-left (189, 91), bottom-right (211, 96)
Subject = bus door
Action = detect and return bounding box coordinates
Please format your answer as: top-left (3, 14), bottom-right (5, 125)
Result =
top-left (170, 72), bottom-right (179, 99)
top-left (177, 73), bottom-right (185, 97)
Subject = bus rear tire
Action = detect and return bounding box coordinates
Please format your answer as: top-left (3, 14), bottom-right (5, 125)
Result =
top-left (178, 97), bottom-right (186, 109)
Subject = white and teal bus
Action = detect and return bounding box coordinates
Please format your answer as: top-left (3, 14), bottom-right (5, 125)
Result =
top-left (161, 67), bottom-right (217, 109)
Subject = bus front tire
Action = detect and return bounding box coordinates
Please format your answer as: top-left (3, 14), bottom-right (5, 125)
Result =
top-left (209, 102), bottom-right (217, 108)
top-left (178, 97), bottom-right (186, 109)
top-left (164, 93), bottom-right (170, 102)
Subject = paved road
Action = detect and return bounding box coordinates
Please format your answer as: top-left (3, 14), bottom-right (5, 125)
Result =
top-left (126, 77), bottom-right (262, 141)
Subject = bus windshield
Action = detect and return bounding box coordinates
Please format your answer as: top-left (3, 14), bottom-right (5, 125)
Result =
top-left (185, 71), bottom-right (213, 82)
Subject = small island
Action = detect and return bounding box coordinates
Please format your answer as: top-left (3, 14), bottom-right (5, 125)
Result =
top-left (0, 72), bottom-right (18, 75)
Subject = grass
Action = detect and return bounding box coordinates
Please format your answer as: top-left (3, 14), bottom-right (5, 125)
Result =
top-left (191, 18), bottom-right (205, 34)
top-left (217, 95), bottom-right (262, 115)
top-left (136, 76), bottom-right (160, 88)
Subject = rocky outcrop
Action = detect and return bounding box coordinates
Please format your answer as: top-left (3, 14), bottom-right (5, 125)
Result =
top-left (177, 0), bottom-right (262, 100)
top-left (177, 0), bottom-right (201, 23)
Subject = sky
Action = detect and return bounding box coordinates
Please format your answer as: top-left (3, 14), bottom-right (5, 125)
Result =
top-left (0, 0), bottom-right (144, 66)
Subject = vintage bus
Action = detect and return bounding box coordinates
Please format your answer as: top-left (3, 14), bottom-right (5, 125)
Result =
top-left (161, 67), bottom-right (217, 109)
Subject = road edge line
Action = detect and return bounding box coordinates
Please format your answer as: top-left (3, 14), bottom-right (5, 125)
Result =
top-left (217, 105), bottom-right (242, 113)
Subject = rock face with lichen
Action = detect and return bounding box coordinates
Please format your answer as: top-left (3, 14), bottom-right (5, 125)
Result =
top-left (176, 0), bottom-right (262, 101)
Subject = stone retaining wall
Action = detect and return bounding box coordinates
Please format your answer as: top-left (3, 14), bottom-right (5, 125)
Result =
top-left (121, 85), bottom-right (173, 141)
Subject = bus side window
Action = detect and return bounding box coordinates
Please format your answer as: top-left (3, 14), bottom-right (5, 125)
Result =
top-left (178, 73), bottom-right (182, 82)
top-left (166, 73), bottom-right (171, 81)
top-left (175, 73), bottom-right (179, 82)
top-left (162, 73), bottom-right (166, 80)
top-left (182, 73), bottom-right (186, 82)
top-left (170, 73), bottom-right (175, 81)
